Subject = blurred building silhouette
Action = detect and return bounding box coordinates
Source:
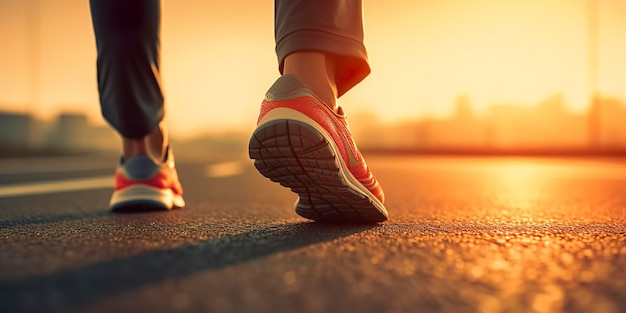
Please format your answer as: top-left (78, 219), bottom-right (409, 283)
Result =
top-left (485, 94), bottom-right (587, 149)
top-left (589, 96), bottom-right (626, 149)
top-left (0, 111), bottom-right (40, 149)
top-left (43, 112), bottom-right (118, 151)
top-left (2, 96), bottom-right (626, 157)
top-left (416, 96), bottom-right (487, 149)
top-left (0, 107), bottom-right (118, 156)
top-left (351, 94), bottom-right (626, 153)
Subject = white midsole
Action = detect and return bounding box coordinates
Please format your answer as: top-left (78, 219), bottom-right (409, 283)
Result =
top-left (257, 108), bottom-right (388, 217)
top-left (110, 185), bottom-right (185, 209)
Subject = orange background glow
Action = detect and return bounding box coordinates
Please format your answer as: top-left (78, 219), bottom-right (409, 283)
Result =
top-left (1, 0), bottom-right (625, 139)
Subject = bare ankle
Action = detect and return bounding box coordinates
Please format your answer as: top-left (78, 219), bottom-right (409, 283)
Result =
top-left (122, 123), bottom-right (168, 161)
top-left (283, 52), bottom-right (338, 110)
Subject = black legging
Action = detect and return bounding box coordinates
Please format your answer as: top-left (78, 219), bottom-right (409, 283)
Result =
top-left (90, 0), bottom-right (369, 138)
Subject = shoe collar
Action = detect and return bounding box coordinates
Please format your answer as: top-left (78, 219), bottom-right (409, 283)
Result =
top-left (119, 145), bottom-right (172, 166)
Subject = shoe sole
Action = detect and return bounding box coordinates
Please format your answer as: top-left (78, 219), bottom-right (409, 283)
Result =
top-left (110, 185), bottom-right (185, 212)
top-left (249, 117), bottom-right (388, 223)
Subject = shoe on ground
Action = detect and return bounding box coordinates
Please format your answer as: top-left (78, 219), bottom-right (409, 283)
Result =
top-left (248, 74), bottom-right (388, 223)
top-left (110, 146), bottom-right (185, 212)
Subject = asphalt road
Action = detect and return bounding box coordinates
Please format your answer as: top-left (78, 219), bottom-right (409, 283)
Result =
top-left (0, 154), bottom-right (625, 313)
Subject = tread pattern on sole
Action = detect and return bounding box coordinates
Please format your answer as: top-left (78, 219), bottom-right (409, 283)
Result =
top-left (249, 119), bottom-right (386, 223)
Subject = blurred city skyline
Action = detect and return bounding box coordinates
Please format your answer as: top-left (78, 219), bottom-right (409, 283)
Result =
top-left (2, 92), bottom-right (625, 158)
top-left (1, 0), bottom-right (626, 139)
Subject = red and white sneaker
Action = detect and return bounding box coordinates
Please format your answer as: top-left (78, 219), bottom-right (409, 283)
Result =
top-left (249, 75), bottom-right (388, 222)
top-left (109, 147), bottom-right (185, 212)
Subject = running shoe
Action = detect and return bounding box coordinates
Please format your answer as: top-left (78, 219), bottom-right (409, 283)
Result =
top-left (249, 74), bottom-right (388, 223)
top-left (110, 146), bottom-right (185, 212)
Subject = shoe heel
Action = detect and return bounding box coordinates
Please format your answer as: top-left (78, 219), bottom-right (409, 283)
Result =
top-left (249, 119), bottom-right (386, 222)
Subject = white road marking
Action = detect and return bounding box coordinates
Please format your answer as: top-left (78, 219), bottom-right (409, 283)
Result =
top-left (205, 161), bottom-right (245, 178)
top-left (0, 156), bottom-right (115, 175)
top-left (0, 176), bottom-right (113, 198)
top-left (0, 163), bottom-right (113, 175)
top-left (0, 160), bottom-right (248, 198)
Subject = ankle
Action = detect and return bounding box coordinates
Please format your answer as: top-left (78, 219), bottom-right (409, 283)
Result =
top-left (122, 123), bottom-right (168, 161)
top-left (283, 52), bottom-right (338, 111)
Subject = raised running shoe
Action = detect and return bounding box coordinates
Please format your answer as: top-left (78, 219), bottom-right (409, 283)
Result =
top-left (110, 147), bottom-right (185, 211)
top-left (249, 75), bottom-right (388, 222)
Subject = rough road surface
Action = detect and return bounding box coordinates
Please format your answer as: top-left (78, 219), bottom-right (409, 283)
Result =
top-left (1, 155), bottom-right (625, 313)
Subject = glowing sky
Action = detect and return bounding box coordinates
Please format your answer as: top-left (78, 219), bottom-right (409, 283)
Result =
top-left (1, 0), bottom-right (625, 138)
